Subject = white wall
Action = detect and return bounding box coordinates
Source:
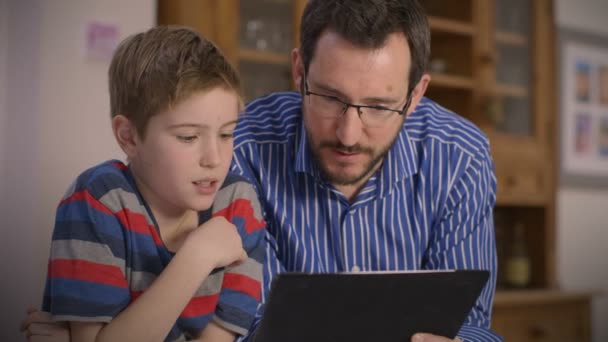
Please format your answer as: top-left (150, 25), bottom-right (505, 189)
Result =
top-left (555, 1), bottom-right (608, 341)
top-left (0, 0), bottom-right (155, 340)
top-left (0, 0), bottom-right (7, 199)
top-left (1, 1), bottom-right (44, 339)
top-left (556, 0), bottom-right (608, 36)
top-left (0, 0), bottom-right (8, 196)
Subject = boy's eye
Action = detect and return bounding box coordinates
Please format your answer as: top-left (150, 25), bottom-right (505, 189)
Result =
top-left (220, 132), bottom-right (234, 139)
top-left (177, 135), bottom-right (197, 142)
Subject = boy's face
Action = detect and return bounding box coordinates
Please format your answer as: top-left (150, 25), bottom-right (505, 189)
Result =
top-left (129, 87), bottom-right (239, 215)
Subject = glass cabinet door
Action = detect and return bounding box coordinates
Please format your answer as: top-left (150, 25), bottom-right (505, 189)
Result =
top-left (420, 0), bottom-right (476, 121)
top-left (238, 0), bottom-right (295, 101)
top-left (493, 0), bottom-right (533, 136)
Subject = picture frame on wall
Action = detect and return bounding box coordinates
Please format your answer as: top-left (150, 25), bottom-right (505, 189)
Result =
top-left (559, 28), bottom-right (608, 187)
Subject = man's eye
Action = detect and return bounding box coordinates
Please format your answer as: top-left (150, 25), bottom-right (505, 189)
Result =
top-left (220, 132), bottom-right (234, 140)
top-left (177, 135), bottom-right (197, 142)
top-left (326, 96), bottom-right (342, 104)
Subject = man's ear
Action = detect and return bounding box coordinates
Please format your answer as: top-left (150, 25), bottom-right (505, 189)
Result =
top-left (405, 73), bottom-right (431, 116)
top-left (112, 115), bottom-right (139, 158)
top-left (291, 48), bottom-right (305, 92)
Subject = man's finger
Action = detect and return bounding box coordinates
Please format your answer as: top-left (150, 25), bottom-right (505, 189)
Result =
top-left (411, 333), bottom-right (459, 341)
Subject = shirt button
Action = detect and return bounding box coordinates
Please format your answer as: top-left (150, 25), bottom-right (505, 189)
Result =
top-left (351, 265), bottom-right (360, 272)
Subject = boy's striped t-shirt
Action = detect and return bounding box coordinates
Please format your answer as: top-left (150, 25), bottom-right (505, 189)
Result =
top-left (42, 160), bottom-right (265, 341)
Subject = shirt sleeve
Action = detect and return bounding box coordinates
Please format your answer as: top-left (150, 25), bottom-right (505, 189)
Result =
top-left (235, 229), bottom-right (284, 342)
top-left (423, 148), bottom-right (503, 341)
top-left (42, 179), bottom-right (130, 322)
top-left (211, 178), bottom-right (266, 336)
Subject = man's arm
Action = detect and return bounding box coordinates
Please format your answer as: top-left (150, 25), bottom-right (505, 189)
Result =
top-left (423, 150), bottom-right (503, 342)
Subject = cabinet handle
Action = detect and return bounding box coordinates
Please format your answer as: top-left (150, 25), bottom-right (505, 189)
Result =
top-left (479, 53), bottom-right (494, 64)
top-left (529, 325), bottom-right (547, 339)
top-left (506, 175), bottom-right (517, 187)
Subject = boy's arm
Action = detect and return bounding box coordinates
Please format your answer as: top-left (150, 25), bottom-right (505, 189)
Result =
top-left (208, 178), bottom-right (266, 337)
top-left (20, 308), bottom-right (69, 342)
top-left (81, 216), bottom-right (245, 342)
top-left (196, 321), bottom-right (239, 342)
top-left (45, 176), bottom-right (246, 342)
top-left (237, 229), bottom-right (285, 342)
top-left (29, 215), bottom-right (244, 342)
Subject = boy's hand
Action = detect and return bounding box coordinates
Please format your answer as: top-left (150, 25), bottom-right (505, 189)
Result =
top-left (20, 307), bottom-right (70, 342)
top-left (189, 216), bottom-right (247, 268)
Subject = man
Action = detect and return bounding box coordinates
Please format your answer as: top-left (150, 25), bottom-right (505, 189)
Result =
top-left (232, 1), bottom-right (500, 341)
top-left (22, 1), bottom-right (500, 341)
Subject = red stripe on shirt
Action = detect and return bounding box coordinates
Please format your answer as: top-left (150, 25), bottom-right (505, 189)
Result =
top-left (213, 199), bottom-right (265, 234)
top-left (114, 209), bottom-right (163, 246)
top-left (180, 294), bottom-right (221, 318)
top-left (58, 191), bottom-right (162, 246)
top-left (222, 273), bottom-right (261, 301)
top-left (109, 161), bottom-right (128, 170)
top-left (59, 190), bottom-right (113, 215)
top-left (130, 291), bottom-right (222, 319)
top-left (129, 290), bottom-right (143, 304)
top-left (48, 259), bottom-right (128, 288)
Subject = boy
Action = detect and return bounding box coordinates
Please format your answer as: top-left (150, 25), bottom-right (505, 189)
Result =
top-left (22, 26), bottom-right (265, 342)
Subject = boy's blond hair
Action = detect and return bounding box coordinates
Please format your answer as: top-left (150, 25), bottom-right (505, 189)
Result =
top-left (109, 26), bottom-right (241, 138)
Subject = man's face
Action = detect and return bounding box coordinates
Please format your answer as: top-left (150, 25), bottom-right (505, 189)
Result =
top-left (295, 31), bottom-right (424, 188)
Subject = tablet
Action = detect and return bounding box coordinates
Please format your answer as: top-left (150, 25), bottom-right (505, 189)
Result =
top-left (254, 270), bottom-right (490, 342)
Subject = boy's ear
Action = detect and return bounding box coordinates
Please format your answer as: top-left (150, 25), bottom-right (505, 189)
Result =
top-left (112, 115), bottom-right (139, 158)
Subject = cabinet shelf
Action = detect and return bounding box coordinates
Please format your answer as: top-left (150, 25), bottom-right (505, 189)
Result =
top-left (496, 31), bottom-right (528, 47)
top-left (429, 73), bottom-right (474, 90)
top-left (238, 48), bottom-right (290, 66)
top-left (494, 289), bottom-right (595, 306)
top-left (428, 17), bottom-right (475, 36)
top-left (494, 84), bottom-right (529, 98)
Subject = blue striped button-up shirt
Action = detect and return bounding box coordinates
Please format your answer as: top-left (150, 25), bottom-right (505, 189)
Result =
top-left (232, 92), bottom-right (501, 341)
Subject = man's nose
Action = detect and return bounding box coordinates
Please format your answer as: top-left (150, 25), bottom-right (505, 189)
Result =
top-left (335, 106), bottom-right (363, 147)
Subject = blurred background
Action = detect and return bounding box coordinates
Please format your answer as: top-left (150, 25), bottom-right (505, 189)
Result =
top-left (1, 0), bottom-right (607, 341)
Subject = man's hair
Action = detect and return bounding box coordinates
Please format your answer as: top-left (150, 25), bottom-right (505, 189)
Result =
top-left (299, 0), bottom-right (430, 94)
top-left (109, 26), bottom-right (241, 138)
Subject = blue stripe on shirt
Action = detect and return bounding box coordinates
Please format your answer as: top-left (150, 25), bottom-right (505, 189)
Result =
top-left (232, 92), bottom-right (502, 341)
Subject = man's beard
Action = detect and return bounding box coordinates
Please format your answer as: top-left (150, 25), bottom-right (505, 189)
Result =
top-left (306, 129), bottom-right (396, 186)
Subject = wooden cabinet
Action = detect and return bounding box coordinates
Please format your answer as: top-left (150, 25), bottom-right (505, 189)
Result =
top-left (159, 0), bottom-right (593, 339)
top-left (422, 0), bottom-right (554, 205)
top-left (158, 0), bottom-right (307, 101)
top-left (492, 291), bottom-right (592, 341)
top-left (420, 0), bottom-right (592, 340)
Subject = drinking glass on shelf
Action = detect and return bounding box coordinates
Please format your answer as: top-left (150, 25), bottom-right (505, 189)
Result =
top-left (243, 19), bottom-right (269, 51)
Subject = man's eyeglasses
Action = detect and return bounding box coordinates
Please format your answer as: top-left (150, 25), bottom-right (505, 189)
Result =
top-left (303, 76), bottom-right (412, 128)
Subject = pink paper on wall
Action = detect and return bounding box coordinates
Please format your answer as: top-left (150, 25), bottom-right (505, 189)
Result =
top-left (86, 22), bottom-right (119, 61)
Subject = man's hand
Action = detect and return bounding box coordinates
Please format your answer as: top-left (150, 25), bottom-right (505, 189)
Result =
top-left (19, 307), bottom-right (70, 342)
top-left (412, 333), bottom-right (462, 342)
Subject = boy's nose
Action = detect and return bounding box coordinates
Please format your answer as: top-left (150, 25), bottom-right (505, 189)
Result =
top-left (199, 138), bottom-right (220, 167)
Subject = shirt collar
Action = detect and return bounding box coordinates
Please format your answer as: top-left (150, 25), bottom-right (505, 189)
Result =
top-left (294, 120), bottom-right (323, 179)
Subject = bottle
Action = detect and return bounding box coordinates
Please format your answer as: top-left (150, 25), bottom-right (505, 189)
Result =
top-left (504, 222), bottom-right (531, 289)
